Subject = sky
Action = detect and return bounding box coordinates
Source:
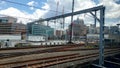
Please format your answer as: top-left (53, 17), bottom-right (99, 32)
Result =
top-left (0, 0), bottom-right (120, 29)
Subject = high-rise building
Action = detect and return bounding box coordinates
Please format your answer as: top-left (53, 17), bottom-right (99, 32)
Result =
top-left (68, 18), bottom-right (87, 40)
top-left (0, 16), bottom-right (17, 23)
top-left (0, 16), bottom-right (26, 35)
top-left (88, 24), bottom-right (96, 34)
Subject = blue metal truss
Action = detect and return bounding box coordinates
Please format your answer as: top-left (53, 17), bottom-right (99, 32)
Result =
top-left (35, 5), bottom-right (104, 22)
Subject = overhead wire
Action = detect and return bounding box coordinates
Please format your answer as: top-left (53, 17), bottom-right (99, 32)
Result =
top-left (0, 0), bottom-right (68, 25)
top-left (1, 0), bottom-right (63, 13)
top-left (1, 0), bottom-right (97, 19)
top-left (0, 0), bottom-right (74, 20)
top-left (0, 0), bottom-right (97, 24)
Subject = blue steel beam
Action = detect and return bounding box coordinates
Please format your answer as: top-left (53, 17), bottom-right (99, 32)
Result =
top-left (35, 5), bottom-right (104, 22)
top-left (94, 11), bottom-right (97, 27)
top-left (99, 7), bottom-right (105, 66)
top-left (90, 11), bottom-right (100, 22)
top-left (69, 0), bottom-right (75, 43)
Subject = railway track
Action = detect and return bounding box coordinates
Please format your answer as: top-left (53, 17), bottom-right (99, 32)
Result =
top-left (0, 45), bottom-right (119, 59)
top-left (0, 48), bottom-right (119, 68)
top-left (26, 50), bottom-right (119, 68)
top-left (0, 44), bottom-right (119, 68)
top-left (0, 45), bottom-right (83, 59)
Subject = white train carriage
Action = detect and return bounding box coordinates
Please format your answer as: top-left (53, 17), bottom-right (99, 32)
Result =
top-left (27, 35), bottom-right (46, 42)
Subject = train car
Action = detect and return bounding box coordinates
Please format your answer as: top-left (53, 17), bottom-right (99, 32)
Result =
top-left (27, 35), bottom-right (46, 42)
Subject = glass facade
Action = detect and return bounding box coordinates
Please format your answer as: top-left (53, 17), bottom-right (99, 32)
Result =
top-left (0, 19), bottom-right (8, 23)
top-left (27, 23), bottom-right (54, 38)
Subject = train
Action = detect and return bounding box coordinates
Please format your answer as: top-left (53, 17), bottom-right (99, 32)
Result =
top-left (27, 35), bottom-right (46, 42)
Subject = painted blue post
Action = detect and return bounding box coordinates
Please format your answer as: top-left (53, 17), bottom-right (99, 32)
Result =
top-left (47, 21), bottom-right (49, 26)
top-left (94, 11), bottom-right (96, 28)
top-left (99, 7), bottom-right (105, 66)
top-left (68, 0), bottom-right (74, 43)
top-left (26, 23), bottom-right (29, 41)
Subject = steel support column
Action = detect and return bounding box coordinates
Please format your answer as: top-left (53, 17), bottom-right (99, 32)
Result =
top-left (63, 17), bottom-right (65, 29)
top-left (94, 11), bottom-right (97, 27)
top-left (90, 12), bottom-right (100, 22)
top-left (99, 7), bottom-right (105, 66)
top-left (69, 0), bottom-right (74, 43)
top-left (89, 6), bottom-right (105, 66)
top-left (47, 21), bottom-right (49, 26)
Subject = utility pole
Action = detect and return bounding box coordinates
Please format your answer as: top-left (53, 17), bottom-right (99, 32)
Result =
top-left (68, 0), bottom-right (74, 43)
top-left (62, 6), bottom-right (64, 29)
top-left (47, 21), bottom-right (49, 26)
top-left (54, 1), bottom-right (59, 40)
top-left (117, 24), bottom-right (120, 45)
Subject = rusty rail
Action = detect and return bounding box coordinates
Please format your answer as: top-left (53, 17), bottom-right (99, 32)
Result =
top-left (0, 48), bottom-right (119, 68)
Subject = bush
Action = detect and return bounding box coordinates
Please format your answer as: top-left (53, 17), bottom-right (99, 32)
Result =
top-left (15, 43), bottom-right (31, 47)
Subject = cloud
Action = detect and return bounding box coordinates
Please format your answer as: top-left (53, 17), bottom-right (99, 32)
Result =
top-left (44, 0), bottom-right (96, 17)
top-left (0, 7), bottom-right (35, 23)
top-left (0, 7), bottom-right (48, 24)
top-left (42, 0), bottom-right (120, 27)
top-left (0, 0), bottom-right (5, 4)
top-left (97, 0), bottom-right (120, 26)
top-left (42, 0), bottom-right (96, 29)
top-left (100, 0), bottom-right (120, 19)
top-left (27, 1), bottom-right (38, 10)
top-left (27, 1), bottom-right (38, 6)
top-left (0, 0), bottom-right (119, 27)
top-left (42, 3), bottom-right (50, 10)
top-left (1, 0), bottom-right (94, 28)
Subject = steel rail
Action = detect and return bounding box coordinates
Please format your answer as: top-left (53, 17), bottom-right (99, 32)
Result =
top-left (0, 48), bottom-right (119, 68)
top-left (14, 50), bottom-right (120, 68)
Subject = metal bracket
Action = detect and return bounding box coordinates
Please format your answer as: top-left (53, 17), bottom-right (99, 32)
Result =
top-left (90, 11), bottom-right (100, 22)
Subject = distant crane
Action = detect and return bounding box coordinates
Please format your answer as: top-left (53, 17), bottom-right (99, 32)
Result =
top-left (62, 6), bottom-right (65, 29)
top-left (54, 1), bottom-right (59, 29)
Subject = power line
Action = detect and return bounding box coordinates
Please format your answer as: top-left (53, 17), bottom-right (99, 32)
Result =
top-left (1, 0), bottom-right (63, 13)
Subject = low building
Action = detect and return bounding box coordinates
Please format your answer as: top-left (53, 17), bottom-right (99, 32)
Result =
top-left (88, 24), bottom-right (96, 34)
top-left (87, 34), bottom-right (109, 41)
top-left (88, 24), bottom-right (109, 34)
top-left (55, 30), bottom-right (65, 39)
